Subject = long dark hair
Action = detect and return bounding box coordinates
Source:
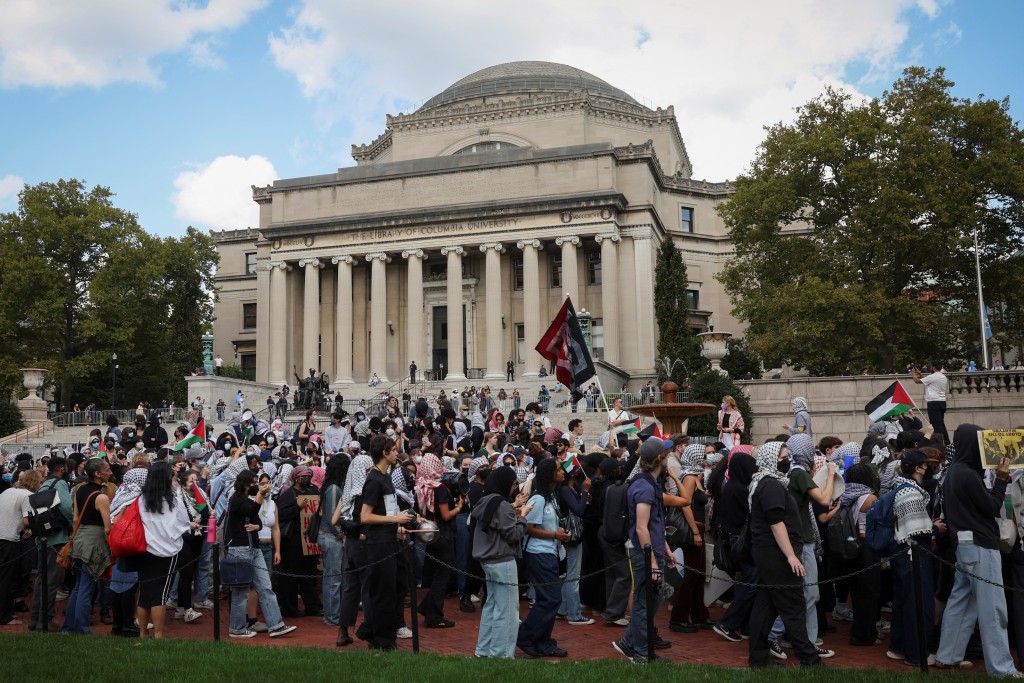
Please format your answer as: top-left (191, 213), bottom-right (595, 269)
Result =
top-left (531, 458), bottom-right (558, 505)
top-left (233, 470), bottom-right (257, 498)
top-left (141, 461), bottom-right (175, 513)
top-left (323, 454), bottom-right (350, 490)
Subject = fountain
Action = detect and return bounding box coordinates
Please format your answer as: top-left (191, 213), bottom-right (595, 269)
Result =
top-left (628, 356), bottom-right (716, 435)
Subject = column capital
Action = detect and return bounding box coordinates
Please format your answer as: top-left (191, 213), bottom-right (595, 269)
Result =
top-left (516, 239), bottom-right (544, 251)
top-left (479, 242), bottom-right (505, 253)
top-left (555, 236), bottom-right (580, 247)
top-left (401, 248), bottom-right (425, 259)
top-left (270, 261), bottom-right (293, 272)
top-left (298, 257), bottom-right (323, 269)
top-left (331, 254), bottom-right (355, 266)
top-left (365, 252), bottom-right (391, 263)
top-left (594, 233), bottom-right (621, 244)
top-left (441, 245), bottom-right (464, 257)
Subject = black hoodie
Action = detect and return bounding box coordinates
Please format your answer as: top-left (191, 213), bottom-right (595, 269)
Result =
top-left (941, 423), bottom-right (1006, 551)
top-left (721, 453), bottom-right (757, 535)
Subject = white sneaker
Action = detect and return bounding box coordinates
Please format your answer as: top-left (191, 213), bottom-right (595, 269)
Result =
top-left (229, 629), bottom-right (257, 639)
top-left (184, 608), bottom-right (202, 623)
top-left (397, 627), bottom-right (413, 639)
top-left (165, 599), bottom-right (178, 610)
top-left (470, 595), bottom-right (480, 603)
top-left (268, 624), bottom-right (297, 638)
top-left (174, 608), bottom-right (186, 619)
top-left (568, 617), bottom-right (595, 626)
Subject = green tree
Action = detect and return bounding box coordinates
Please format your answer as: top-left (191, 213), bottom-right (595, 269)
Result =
top-left (686, 369), bottom-right (753, 441)
top-left (717, 67), bottom-right (1024, 374)
top-left (654, 239), bottom-right (706, 383)
top-left (720, 337), bottom-right (764, 380)
top-left (0, 391), bottom-right (25, 436)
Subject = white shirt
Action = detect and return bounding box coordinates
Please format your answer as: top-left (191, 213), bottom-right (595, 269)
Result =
top-left (256, 498), bottom-right (277, 542)
top-left (921, 371), bottom-right (947, 402)
top-left (608, 408), bottom-right (631, 436)
top-left (140, 496), bottom-right (191, 557)
top-left (0, 488), bottom-right (31, 542)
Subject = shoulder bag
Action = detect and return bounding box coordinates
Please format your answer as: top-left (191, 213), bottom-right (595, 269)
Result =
top-left (109, 499), bottom-right (147, 558)
top-left (57, 491), bottom-right (99, 570)
top-left (219, 505), bottom-right (255, 587)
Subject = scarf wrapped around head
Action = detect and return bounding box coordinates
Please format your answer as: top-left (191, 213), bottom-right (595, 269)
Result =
top-left (111, 467), bottom-right (148, 516)
top-left (468, 456), bottom-right (489, 481)
top-left (748, 442), bottom-right (789, 509)
top-left (792, 397), bottom-right (809, 414)
top-left (680, 444), bottom-right (706, 477)
top-left (340, 454), bottom-right (373, 520)
top-left (725, 444), bottom-right (754, 482)
top-left (831, 442), bottom-right (860, 467)
top-left (415, 453), bottom-right (446, 515)
top-left (787, 433), bottom-right (815, 471)
top-left (392, 465), bottom-right (413, 506)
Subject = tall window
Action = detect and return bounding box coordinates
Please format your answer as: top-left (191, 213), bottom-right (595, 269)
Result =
top-left (680, 206), bottom-right (694, 233)
top-left (512, 256), bottom-right (524, 290)
top-left (515, 324), bottom-right (525, 363)
top-left (587, 252), bottom-right (602, 285)
top-left (242, 303), bottom-right (257, 329)
top-left (686, 290), bottom-right (699, 310)
top-left (550, 254), bottom-right (562, 289)
top-left (240, 354), bottom-right (256, 381)
top-left (245, 252), bottom-right (257, 274)
top-left (591, 318), bottom-right (604, 360)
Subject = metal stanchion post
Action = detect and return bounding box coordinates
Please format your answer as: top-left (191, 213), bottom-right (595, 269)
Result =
top-left (408, 539), bottom-right (420, 654)
top-left (644, 544), bottom-right (655, 663)
top-left (212, 542), bottom-right (221, 641)
top-left (39, 540), bottom-right (48, 633)
top-left (910, 542), bottom-right (928, 673)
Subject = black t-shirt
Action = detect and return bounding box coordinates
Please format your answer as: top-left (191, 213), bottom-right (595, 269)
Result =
top-left (750, 478), bottom-right (803, 557)
top-left (361, 469), bottom-right (398, 541)
top-left (227, 495), bottom-right (262, 547)
top-left (467, 481), bottom-right (486, 508)
top-left (75, 482), bottom-right (104, 527)
top-left (430, 485), bottom-right (457, 537)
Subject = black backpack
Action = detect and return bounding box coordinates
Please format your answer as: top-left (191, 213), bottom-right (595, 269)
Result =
top-left (27, 478), bottom-right (70, 537)
top-left (601, 481), bottom-right (629, 545)
top-left (826, 504), bottom-right (860, 561)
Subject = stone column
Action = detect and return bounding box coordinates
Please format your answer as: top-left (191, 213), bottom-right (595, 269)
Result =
top-left (517, 239), bottom-right (544, 377)
top-left (366, 252), bottom-right (390, 383)
top-left (331, 255), bottom-right (355, 385)
top-left (595, 234), bottom-right (621, 366)
top-left (298, 257), bottom-right (323, 373)
top-left (441, 245), bottom-right (466, 381)
top-left (255, 262), bottom-right (271, 382)
top-left (617, 237), bottom-right (638, 371)
top-left (402, 249), bottom-right (425, 380)
top-left (269, 261), bottom-right (292, 386)
top-left (480, 242), bottom-right (505, 379)
top-left (556, 235), bottom-right (580, 305)
top-left (633, 235), bottom-right (656, 371)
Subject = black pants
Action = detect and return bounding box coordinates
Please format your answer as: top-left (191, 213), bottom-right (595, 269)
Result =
top-left (720, 560), bottom-right (758, 633)
top-left (419, 532), bottom-right (453, 623)
top-left (0, 539), bottom-right (19, 624)
top-left (339, 538), bottom-right (363, 627)
top-left (748, 546), bottom-right (820, 667)
top-left (177, 534), bottom-right (203, 610)
top-left (30, 544), bottom-right (65, 629)
top-left (579, 527), bottom-right (606, 613)
top-left (278, 533), bottom-right (322, 616)
top-left (600, 538), bottom-right (631, 621)
top-left (926, 401), bottom-right (948, 445)
top-left (357, 539), bottom-right (400, 649)
top-left (506, 371), bottom-right (514, 382)
top-left (849, 545), bottom-right (881, 645)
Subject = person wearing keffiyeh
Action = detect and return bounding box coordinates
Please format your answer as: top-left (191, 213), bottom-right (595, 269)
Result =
top-left (416, 453), bottom-right (461, 628)
top-left (747, 441), bottom-right (823, 668)
top-left (839, 464), bottom-right (881, 647)
top-left (765, 433), bottom-right (837, 659)
top-left (669, 443), bottom-right (711, 631)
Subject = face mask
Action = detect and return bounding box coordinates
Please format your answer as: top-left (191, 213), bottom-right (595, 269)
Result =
top-left (721, 402), bottom-right (727, 411)
top-left (266, 436), bottom-right (276, 446)
top-left (386, 428), bottom-right (396, 437)
top-left (413, 455), bottom-right (422, 464)
top-left (924, 466), bottom-right (936, 480)
top-left (461, 467), bottom-right (470, 475)
top-left (777, 459), bottom-right (791, 474)
top-left (248, 485), bottom-right (259, 496)
top-left (478, 468), bottom-right (490, 479)
top-left (91, 439), bottom-right (100, 449)
top-left (707, 453), bottom-right (722, 465)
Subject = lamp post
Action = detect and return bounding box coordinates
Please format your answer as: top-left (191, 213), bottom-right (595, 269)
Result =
top-left (111, 353), bottom-right (118, 410)
top-left (578, 307), bottom-right (592, 353)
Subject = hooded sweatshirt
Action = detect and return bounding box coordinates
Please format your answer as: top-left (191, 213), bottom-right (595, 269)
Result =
top-left (941, 423), bottom-right (1006, 551)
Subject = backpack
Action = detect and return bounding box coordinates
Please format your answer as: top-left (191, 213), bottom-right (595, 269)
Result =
top-left (826, 504), bottom-right (860, 561)
top-left (864, 482), bottom-right (910, 556)
top-left (601, 481), bottom-right (630, 545)
top-left (27, 478), bottom-right (70, 537)
top-left (292, 421), bottom-right (304, 443)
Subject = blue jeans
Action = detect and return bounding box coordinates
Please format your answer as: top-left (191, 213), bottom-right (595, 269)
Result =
top-left (936, 541), bottom-right (1017, 676)
top-left (62, 561), bottom-right (98, 634)
top-left (770, 542), bottom-right (818, 644)
top-left (195, 540), bottom-right (211, 602)
top-left (455, 512), bottom-right (470, 593)
top-left (227, 546), bottom-right (284, 634)
top-left (319, 532), bottom-right (345, 626)
top-left (476, 560), bottom-right (519, 658)
top-left (622, 545), bottom-right (667, 658)
top-left (559, 543), bottom-right (583, 620)
top-left (517, 552), bottom-right (561, 654)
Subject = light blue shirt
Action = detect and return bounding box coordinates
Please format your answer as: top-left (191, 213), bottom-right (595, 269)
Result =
top-left (524, 493), bottom-right (558, 555)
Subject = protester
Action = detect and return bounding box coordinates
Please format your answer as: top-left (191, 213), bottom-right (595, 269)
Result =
top-left (319, 455), bottom-right (349, 626)
top-left (783, 397), bottom-right (813, 440)
top-left (173, 468), bottom-right (208, 623)
top-left (275, 466), bottom-right (322, 618)
top-left (416, 453), bottom-right (459, 628)
top-left (717, 396), bottom-right (745, 450)
top-left (713, 448), bottom-right (758, 642)
top-left (29, 457), bottom-right (73, 631)
top-left (0, 470), bottom-right (41, 625)
top-left (62, 458), bottom-right (113, 635)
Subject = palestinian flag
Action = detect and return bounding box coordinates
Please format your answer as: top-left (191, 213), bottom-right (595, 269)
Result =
top-left (97, 439), bottom-right (107, 459)
top-left (192, 483), bottom-right (208, 512)
top-left (638, 422), bottom-right (664, 440)
top-left (173, 418), bottom-right (206, 451)
top-left (561, 454), bottom-right (582, 474)
top-left (622, 418), bottom-right (641, 435)
top-left (241, 424), bottom-right (253, 447)
top-left (865, 381), bottom-right (917, 422)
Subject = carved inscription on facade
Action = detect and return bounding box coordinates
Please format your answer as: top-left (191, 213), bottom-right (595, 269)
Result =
top-left (349, 217), bottom-right (522, 244)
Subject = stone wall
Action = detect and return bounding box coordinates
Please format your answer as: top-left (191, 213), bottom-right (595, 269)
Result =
top-left (185, 376), bottom-right (281, 418)
top-left (742, 371), bottom-right (1024, 445)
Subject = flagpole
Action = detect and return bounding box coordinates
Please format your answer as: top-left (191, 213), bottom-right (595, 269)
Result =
top-left (974, 228), bottom-right (990, 369)
top-left (592, 373), bottom-right (620, 446)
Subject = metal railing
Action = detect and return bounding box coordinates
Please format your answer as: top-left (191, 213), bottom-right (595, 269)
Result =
top-left (48, 407), bottom-right (194, 428)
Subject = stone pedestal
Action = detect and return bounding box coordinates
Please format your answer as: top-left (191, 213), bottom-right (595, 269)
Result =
top-left (18, 368), bottom-right (49, 424)
top-left (698, 331), bottom-right (732, 376)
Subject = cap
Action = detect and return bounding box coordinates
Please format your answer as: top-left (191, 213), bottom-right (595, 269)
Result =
top-left (511, 446), bottom-right (526, 457)
top-left (639, 436), bottom-right (675, 460)
top-left (901, 449), bottom-right (929, 468)
top-left (599, 458), bottom-right (621, 476)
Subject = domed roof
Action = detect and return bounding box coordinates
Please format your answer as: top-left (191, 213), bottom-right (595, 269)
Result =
top-left (418, 61), bottom-right (640, 112)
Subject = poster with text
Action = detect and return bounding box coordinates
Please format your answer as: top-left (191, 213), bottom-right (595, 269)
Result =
top-left (979, 429), bottom-right (1024, 469)
top-left (298, 494), bottom-right (323, 556)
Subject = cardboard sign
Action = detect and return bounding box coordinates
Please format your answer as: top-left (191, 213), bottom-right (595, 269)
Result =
top-left (297, 494), bottom-right (323, 556)
top-left (979, 429), bottom-right (1024, 469)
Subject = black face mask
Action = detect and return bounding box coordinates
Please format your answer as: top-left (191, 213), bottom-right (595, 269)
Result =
top-left (777, 459), bottom-right (791, 474)
top-left (924, 466), bottom-right (936, 480)
top-left (461, 467), bottom-right (470, 475)
top-left (477, 468), bottom-right (490, 480)
top-left (248, 485), bottom-right (259, 496)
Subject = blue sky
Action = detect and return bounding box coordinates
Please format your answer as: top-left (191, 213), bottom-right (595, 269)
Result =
top-left (1, 0), bottom-right (1021, 237)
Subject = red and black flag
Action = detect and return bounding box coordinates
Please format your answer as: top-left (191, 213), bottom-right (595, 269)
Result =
top-left (535, 297), bottom-right (596, 401)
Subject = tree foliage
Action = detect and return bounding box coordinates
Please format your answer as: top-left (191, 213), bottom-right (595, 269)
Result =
top-left (720, 337), bottom-right (764, 380)
top-left (0, 179), bottom-right (219, 408)
top-left (654, 239), bottom-right (706, 383)
top-left (0, 391), bottom-right (25, 436)
top-left (717, 67), bottom-right (1024, 374)
top-left (686, 369), bottom-right (753, 441)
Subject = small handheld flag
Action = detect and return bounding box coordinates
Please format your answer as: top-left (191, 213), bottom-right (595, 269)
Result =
top-left (173, 418), bottom-right (207, 452)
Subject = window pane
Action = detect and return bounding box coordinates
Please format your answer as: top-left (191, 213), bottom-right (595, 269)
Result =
top-left (516, 323), bottom-right (525, 363)
top-left (686, 290), bottom-right (699, 310)
top-left (681, 207), bottom-right (694, 233)
top-left (513, 257), bottom-right (524, 290)
top-left (551, 254), bottom-right (561, 289)
top-left (245, 252), bottom-right (257, 275)
top-left (240, 354), bottom-right (256, 381)
top-left (591, 318), bottom-right (604, 360)
top-left (588, 252), bottom-right (602, 285)
top-left (242, 303), bottom-right (257, 329)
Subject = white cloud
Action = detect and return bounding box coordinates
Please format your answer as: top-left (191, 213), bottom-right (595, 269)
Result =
top-left (268, 0), bottom-right (942, 180)
top-left (172, 155), bottom-right (276, 229)
top-left (0, 0), bottom-right (268, 87)
top-left (0, 174), bottom-right (24, 207)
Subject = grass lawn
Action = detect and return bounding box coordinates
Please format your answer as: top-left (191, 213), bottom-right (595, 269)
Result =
top-left (0, 632), bottom-right (960, 682)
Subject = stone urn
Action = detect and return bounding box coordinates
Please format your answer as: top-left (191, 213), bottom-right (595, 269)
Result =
top-left (661, 380), bottom-right (679, 403)
top-left (20, 368), bottom-right (46, 401)
top-left (697, 331), bottom-right (732, 376)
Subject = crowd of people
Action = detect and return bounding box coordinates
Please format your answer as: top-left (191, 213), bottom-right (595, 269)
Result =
top-left (2, 384), bottom-right (1024, 676)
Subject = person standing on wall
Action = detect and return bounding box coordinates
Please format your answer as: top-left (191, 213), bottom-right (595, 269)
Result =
top-left (910, 361), bottom-right (948, 444)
